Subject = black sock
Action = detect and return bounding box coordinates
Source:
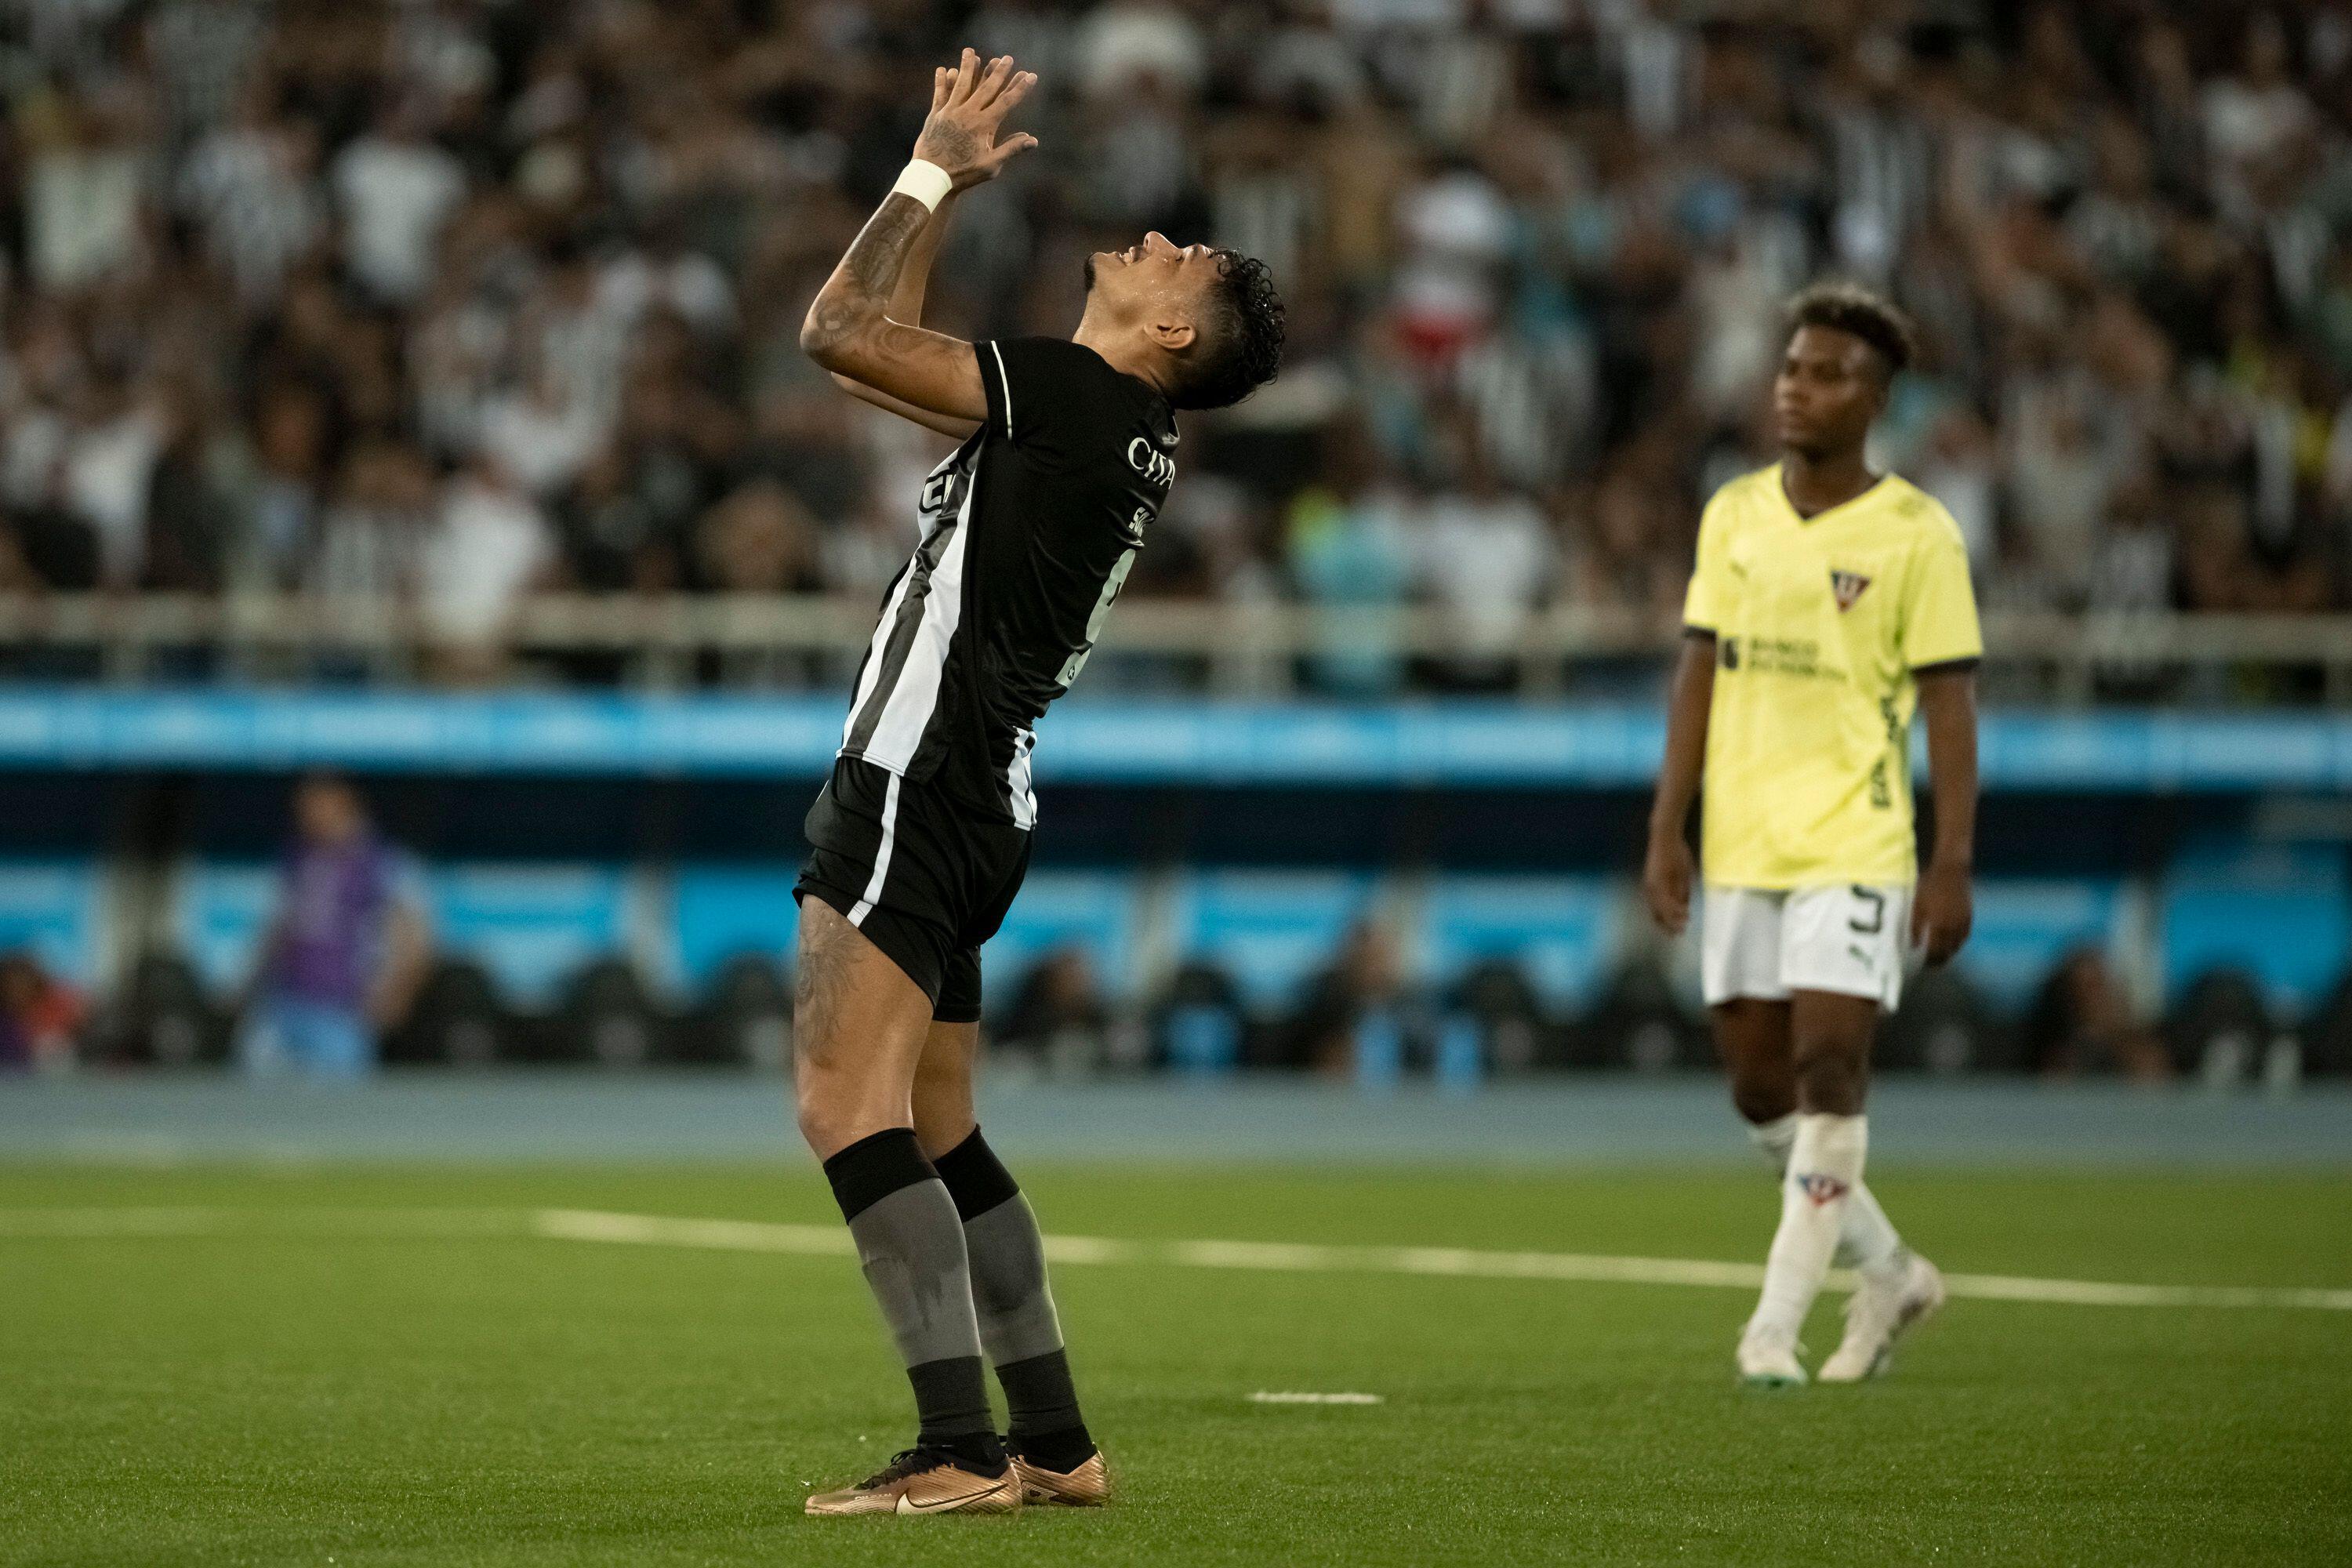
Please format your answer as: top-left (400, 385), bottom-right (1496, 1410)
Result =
top-left (822, 1128), bottom-right (999, 1458)
top-left (999, 1351), bottom-right (1090, 1464)
top-left (906, 1361), bottom-right (1005, 1470)
top-left (935, 1128), bottom-right (1092, 1461)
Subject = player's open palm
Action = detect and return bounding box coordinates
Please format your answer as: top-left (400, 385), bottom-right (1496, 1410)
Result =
top-left (916, 49), bottom-right (1039, 191)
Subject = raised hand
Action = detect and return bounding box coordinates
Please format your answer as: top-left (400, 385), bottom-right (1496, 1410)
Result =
top-left (914, 49), bottom-right (1039, 190)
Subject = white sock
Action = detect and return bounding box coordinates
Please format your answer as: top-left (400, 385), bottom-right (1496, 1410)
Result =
top-left (1747, 1112), bottom-right (1867, 1344)
top-left (1749, 1112), bottom-right (1903, 1278)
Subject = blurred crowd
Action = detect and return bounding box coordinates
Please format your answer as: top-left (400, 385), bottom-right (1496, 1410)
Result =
top-left (4, 1), bottom-right (2352, 690)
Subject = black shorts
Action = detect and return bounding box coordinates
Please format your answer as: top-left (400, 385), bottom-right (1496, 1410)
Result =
top-left (794, 757), bottom-right (1033, 1024)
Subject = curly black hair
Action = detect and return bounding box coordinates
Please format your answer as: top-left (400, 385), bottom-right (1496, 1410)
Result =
top-left (1787, 282), bottom-right (1916, 382)
top-left (1170, 249), bottom-right (1285, 411)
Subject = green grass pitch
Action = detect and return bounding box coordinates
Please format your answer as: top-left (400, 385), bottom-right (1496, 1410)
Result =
top-left (7, 1163), bottom-right (2350, 1566)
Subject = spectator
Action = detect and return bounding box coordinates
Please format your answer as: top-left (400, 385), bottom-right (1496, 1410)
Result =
top-left (417, 453), bottom-right (555, 682)
top-left (59, 373), bottom-right (165, 587)
top-left (178, 91), bottom-right (327, 311)
top-left (695, 478), bottom-right (824, 596)
top-left (1411, 419), bottom-right (1555, 691)
top-left (0, 951), bottom-right (85, 1073)
top-left (310, 436), bottom-right (431, 602)
top-left (330, 98), bottom-right (468, 307)
top-left (20, 82), bottom-right (152, 294)
top-left (0, 2), bottom-right (2344, 691)
top-left (2022, 946), bottom-right (2172, 1083)
top-left (1279, 921), bottom-right (1417, 1077)
top-left (235, 774), bottom-right (430, 1080)
top-left (997, 948), bottom-right (1113, 1072)
top-left (1287, 426), bottom-right (1412, 695)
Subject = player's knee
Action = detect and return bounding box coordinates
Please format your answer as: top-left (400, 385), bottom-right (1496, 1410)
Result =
top-left (792, 1089), bottom-right (841, 1156)
top-left (1790, 1044), bottom-right (1867, 1115)
top-left (1730, 1077), bottom-right (1795, 1126)
top-left (793, 1073), bottom-right (875, 1159)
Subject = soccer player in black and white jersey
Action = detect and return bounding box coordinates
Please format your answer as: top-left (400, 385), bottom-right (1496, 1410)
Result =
top-left (789, 53), bottom-right (1283, 1517)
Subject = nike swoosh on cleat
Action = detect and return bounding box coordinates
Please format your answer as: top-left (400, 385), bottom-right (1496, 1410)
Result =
top-left (895, 1481), bottom-right (1006, 1514)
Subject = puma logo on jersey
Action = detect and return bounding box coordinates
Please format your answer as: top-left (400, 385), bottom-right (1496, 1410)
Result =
top-left (1830, 570), bottom-right (1872, 611)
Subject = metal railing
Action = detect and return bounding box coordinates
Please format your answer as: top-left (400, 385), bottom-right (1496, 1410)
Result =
top-left (2, 593), bottom-right (2348, 701)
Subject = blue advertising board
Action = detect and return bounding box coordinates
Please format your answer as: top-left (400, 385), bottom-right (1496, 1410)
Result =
top-left (0, 689), bottom-right (2347, 792)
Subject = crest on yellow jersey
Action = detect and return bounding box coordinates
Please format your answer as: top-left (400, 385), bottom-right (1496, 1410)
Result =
top-left (1829, 570), bottom-right (1872, 611)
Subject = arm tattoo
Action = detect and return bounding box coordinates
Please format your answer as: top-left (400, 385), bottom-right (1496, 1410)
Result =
top-left (803, 194), bottom-right (931, 357)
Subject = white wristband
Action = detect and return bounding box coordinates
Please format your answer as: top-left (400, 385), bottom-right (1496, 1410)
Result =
top-left (890, 159), bottom-right (954, 213)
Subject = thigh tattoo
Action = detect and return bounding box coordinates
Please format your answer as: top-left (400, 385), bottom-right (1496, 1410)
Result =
top-left (794, 907), bottom-right (858, 1054)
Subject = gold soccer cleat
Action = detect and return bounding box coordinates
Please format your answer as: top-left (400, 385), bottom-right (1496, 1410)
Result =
top-left (1010, 1448), bottom-right (1112, 1507)
top-left (804, 1447), bottom-right (1022, 1517)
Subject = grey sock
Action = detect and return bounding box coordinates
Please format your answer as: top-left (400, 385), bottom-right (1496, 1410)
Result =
top-left (848, 1182), bottom-right (990, 1377)
top-left (823, 1128), bottom-right (994, 1443)
top-left (964, 1194), bottom-right (1067, 1367)
top-left (935, 1129), bottom-right (1088, 1443)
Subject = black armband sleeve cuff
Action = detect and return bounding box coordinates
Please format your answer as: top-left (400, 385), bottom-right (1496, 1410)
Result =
top-left (1912, 656), bottom-right (1981, 677)
top-left (1682, 623), bottom-right (1717, 641)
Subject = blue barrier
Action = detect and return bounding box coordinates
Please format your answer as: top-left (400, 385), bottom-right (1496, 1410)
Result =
top-left (0, 689), bottom-right (2350, 790)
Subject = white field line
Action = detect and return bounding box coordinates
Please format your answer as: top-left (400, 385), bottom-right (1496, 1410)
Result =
top-left (9, 1205), bottom-right (2352, 1313)
top-left (1251, 1392), bottom-right (1385, 1405)
top-left (528, 1209), bottom-right (2352, 1314)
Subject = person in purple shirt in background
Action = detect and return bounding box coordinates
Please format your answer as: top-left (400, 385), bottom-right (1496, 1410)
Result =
top-left (236, 774), bottom-right (430, 1079)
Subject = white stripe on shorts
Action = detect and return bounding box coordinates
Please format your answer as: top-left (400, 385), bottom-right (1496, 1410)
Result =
top-left (847, 771), bottom-right (903, 927)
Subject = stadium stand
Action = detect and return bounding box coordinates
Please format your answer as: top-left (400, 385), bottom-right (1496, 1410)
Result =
top-left (664, 862), bottom-right (800, 994)
top-left (171, 859), bottom-right (276, 995)
top-left (1167, 869), bottom-right (1382, 1016)
top-left (1956, 877), bottom-right (2130, 1014)
top-left (3, 3), bottom-right (2349, 1083)
top-left (0, 858), bottom-right (108, 990)
top-left (426, 862), bottom-right (632, 1011)
top-left (1413, 873), bottom-right (1619, 1013)
top-left (2161, 839), bottom-right (2352, 1019)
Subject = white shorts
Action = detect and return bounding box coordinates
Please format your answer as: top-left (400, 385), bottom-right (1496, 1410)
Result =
top-left (1700, 883), bottom-right (1912, 1011)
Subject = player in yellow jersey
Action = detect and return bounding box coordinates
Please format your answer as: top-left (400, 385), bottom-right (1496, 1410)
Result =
top-left (1643, 285), bottom-right (1980, 1388)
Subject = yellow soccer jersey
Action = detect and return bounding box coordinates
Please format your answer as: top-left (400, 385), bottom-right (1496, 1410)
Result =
top-left (1682, 464), bottom-right (1981, 888)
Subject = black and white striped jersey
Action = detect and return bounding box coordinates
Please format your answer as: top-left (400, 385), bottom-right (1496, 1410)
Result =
top-left (837, 336), bottom-right (1178, 829)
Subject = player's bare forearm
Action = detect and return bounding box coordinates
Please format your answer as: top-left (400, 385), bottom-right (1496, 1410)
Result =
top-left (801, 194), bottom-right (931, 362)
top-left (1649, 633), bottom-right (1715, 842)
top-left (800, 199), bottom-right (987, 419)
top-left (894, 189), bottom-right (955, 325)
top-left (798, 51), bottom-right (1035, 420)
top-left (824, 196), bottom-right (982, 439)
top-left (1917, 666), bottom-right (1978, 872)
top-left (1643, 632), bottom-right (1715, 934)
top-left (1913, 666), bottom-right (1978, 963)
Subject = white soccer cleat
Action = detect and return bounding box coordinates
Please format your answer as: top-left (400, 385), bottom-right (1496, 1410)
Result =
top-left (1736, 1324), bottom-right (1808, 1388)
top-left (1819, 1249), bottom-right (1946, 1383)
